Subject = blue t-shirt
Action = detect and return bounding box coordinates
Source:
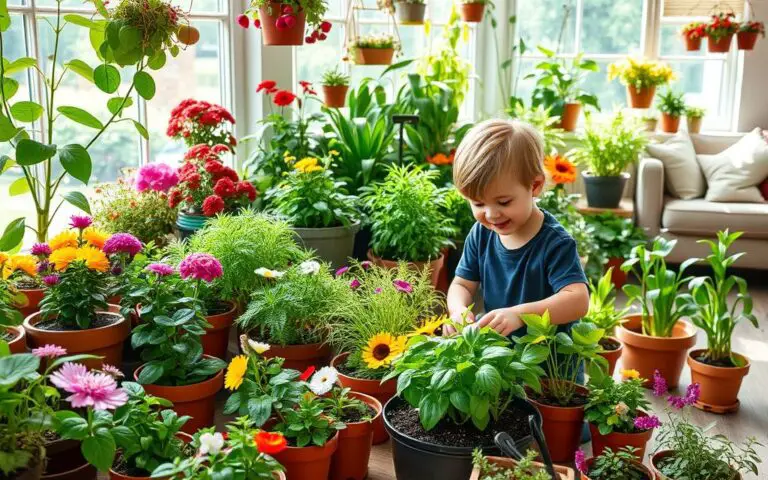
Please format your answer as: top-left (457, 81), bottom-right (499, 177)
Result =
top-left (455, 209), bottom-right (587, 336)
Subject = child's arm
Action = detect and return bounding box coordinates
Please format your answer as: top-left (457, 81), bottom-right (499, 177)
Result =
top-left (445, 276), bottom-right (479, 335)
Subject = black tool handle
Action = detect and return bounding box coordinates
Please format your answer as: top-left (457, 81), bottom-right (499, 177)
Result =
top-left (494, 432), bottom-right (524, 461)
top-left (528, 415), bottom-right (557, 479)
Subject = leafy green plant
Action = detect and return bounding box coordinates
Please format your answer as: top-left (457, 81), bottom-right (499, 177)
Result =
top-left (321, 66), bottom-right (350, 87)
top-left (621, 237), bottom-right (698, 338)
top-left (352, 33), bottom-right (399, 49)
top-left (537, 187), bottom-right (598, 261)
top-left (320, 386), bottom-right (372, 423)
top-left (507, 104), bottom-right (566, 156)
top-left (416, 10), bottom-right (472, 106)
top-left (583, 269), bottom-right (629, 337)
top-left (608, 58), bottom-right (675, 91)
top-left (472, 448), bottom-right (552, 480)
top-left (570, 112), bottom-right (648, 177)
top-left (685, 105), bottom-right (706, 119)
top-left (585, 447), bottom-right (647, 480)
top-left (585, 369), bottom-right (651, 436)
top-left (442, 187), bottom-right (475, 241)
top-left (274, 393), bottom-right (345, 447)
top-left (687, 230), bottom-right (757, 366)
top-left (385, 321), bottom-right (546, 431)
top-left (515, 311), bottom-right (607, 406)
top-left (657, 90), bottom-right (686, 117)
top-left (530, 47), bottom-right (600, 118)
top-left (584, 213), bottom-right (646, 261)
top-left (363, 165), bottom-right (456, 262)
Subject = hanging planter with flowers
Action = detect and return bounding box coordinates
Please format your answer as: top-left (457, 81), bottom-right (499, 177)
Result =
top-left (344, 0), bottom-right (402, 64)
top-left (737, 20), bottom-right (765, 50)
top-left (705, 12), bottom-right (739, 53)
top-left (680, 22), bottom-right (706, 51)
top-left (238, 0), bottom-right (332, 46)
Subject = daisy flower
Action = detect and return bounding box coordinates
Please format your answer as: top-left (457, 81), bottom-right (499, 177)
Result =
top-left (309, 366), bottom-right (338, 396)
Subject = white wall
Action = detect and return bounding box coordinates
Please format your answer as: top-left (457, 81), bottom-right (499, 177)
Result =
top-left (737, 0), bottom-right (768, 131)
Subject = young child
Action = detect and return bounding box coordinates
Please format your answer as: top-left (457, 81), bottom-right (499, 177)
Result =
top-left (444, 118), bottom-right (589, 337)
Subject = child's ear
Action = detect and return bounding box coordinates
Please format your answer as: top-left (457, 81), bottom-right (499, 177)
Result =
top-left (531, 175), bottom-right (546, 196)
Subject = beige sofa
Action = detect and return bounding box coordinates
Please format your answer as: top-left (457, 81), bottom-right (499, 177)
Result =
top-left (635, 133), bottom-right (768, 270)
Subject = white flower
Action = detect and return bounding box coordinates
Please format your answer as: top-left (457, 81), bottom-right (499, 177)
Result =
top-left (309, 366), bottom-right (338, 396)
top-left (299, 260), bottom-right (321, 275)
top-left (254, 267), bottom-right (285, 279)
top-left (198, 432), bottom-right (225, 456)
top-left (248, 339), bottom-right (270, 354)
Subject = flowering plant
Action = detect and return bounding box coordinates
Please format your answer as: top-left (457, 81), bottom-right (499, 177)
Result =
top-left (166, 99), bottom-right (236, 150)
top-left (473, 449), bottom-right (552, 480)
top-left (351, 33), bottom-right (399, 50)
top-left (607, 57), bottom-right (676, 91)
top-left (168, 144), bottom-right (258, 216)
top-left (705, 12), bottom-right (739, 42)
top-left (584, 368), bottom-right (655, 436)
top-left (1, 252), bottom-right (41, 290)
top-left (575, 447), bottom-right (647, 480)
top-left (0, 260), bottom-right (23, 330)
top-left (240, 0), bottom-right (331, 44)
top-left (681, 21), bottom-right (707, 40)
top-left (151, 417), bottom-right (285, 479)
top-left (739, 20), bottom-right (765, 35)
top-left (543, 154), bottom-right (577, 186)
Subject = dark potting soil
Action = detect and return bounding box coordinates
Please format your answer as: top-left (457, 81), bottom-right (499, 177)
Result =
top-left (386, 402), bottom-right (531, 449)
top-left (341, 404), bottom-right (378, 424)
top-left (35, 313), bottom-right (118, 331)
top-left (43, 430), bottom-right (61, 443)
top-left (693, 354), bottom-right (738, 368)
top-left (589, 466), bottom-right (652, 480)
top-left (0, 329), bottom-right (14, 342)
top-left (112, 441), bottom-right (195, 477)
top-left (529, 389), bottom-right (589, 408)
top-left (205, 300), bottom-right (232, 316)
top-left (14, 279), bottom-right (39, 290)
top-left (600, 337), bottom-right (620, 351)
top-left (335, 359), bottom-right (385, 381)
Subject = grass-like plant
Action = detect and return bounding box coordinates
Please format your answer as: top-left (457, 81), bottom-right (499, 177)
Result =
top-left (583, 269), bottom-right (629, 337)
top-left (657, 90), bottom-right (686, 118)
top-left (569, 112), bottom-right (648, 177)
top-left (321, 67), bottom-right (350, 87)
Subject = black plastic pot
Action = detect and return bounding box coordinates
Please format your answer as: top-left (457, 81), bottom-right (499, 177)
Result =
top-left (582, 172), bottom-right (629, 208)
top-left (383, 396), bottom-right (542, 480)
top-left (445, 239), bottom-right (465, 284)
top-left (352, 225), bottom-right (373, 261)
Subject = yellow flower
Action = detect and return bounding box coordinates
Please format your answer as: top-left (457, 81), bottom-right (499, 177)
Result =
top-left (9, 255), bottom-right (38, 278)
top-left (409, 315), bottom-right (446, 337)
top-left (294, 157), bottom-right (323, 174)
top-left (82, 227), bottom-right (109, 249)
top-left (49, 231), bottom-right (78, 251)
top-left (362, 332), bottom-right (407, 369)
top-left (328, 150), bottom-right (340, 157)
top-left (462, 23), bottom-right (470, 43)
top-left (621, 369), bottom-right (640, 380)
top-left (424, 19), bottom-right (431, 36)
top-left (50, 247), bottom-right (78, 271)
top-left (0, 252), bottom-right (9, 265)
top-left (75, 246), bottom-right (110, 272)
top-left (225, 355), bottom-right (248, 390)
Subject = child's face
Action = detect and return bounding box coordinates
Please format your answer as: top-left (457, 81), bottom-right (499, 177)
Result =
top-left (466, 173), bottom-right (545, 236)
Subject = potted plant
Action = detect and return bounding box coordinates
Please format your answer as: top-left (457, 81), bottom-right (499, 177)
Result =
top-left (457, 0), bottom-right (486, 23)
top-left (584, 368), bottom-right (659, 460)
top-left (0, 264), bottom-right (25, 353)
top-left (575, 447), bottom-right (655, 480)
top-left (363, 165), bottom-right (456, 287)
top-left (617, 237), bottom-right (698, 389)
top-left (686, 230), bottom-right (758, 413)
top-left (583, 213), bottom-right (646, 289)
top-left (641, 113), bottom-right (658, 132)
top-left (395, 0), bottom-right (426, 24)
top-left (321, 67), bottom-right (350, 108)
top-left (326, 261), bottom-right (444, 444)
top-left (349, 33), bottom-right (401, 65)
top-left (570, 112), bottom-right (648, 209)
top-left (471, 449), bottom-right (575, 480)
top-left (582, 269), bottom-right (630, 374)
top-left (536, 186), bottom-right (598, 268)
top-left (705, 12), bottom-right (739, 53)
top-left (657, 90), bottom-right (686, 133)
top-left (151, 417), bottom-right (287, 479)
top-left (515, 311), bottom-right (606, 463)
top-left (130, 254), bottom-right (227, 434)
top-left (23, 219), bottom-right (133, 369)
top-left (266, 154), bottom-right (361, 268)
top-left (236, 260), bottom-right (347, 370)
top-left (168, 144), bottom-right (258, 238)
top-left (240, 0), bottom-right (331, 46)
top-left (531, 48), bottom-right (600, 132)
top-left (441, 187), bottom-right (476, 283)
top-left (737, 20), bottom-right (765, 50)
top-left (382, 320), bottom-right (546, 479)
top-left (166, 99), bottom-right (237, 151)
top-left (608, 57), bottom-right (675, 108)
top-left (685, 106), bottom-right (706, 134)
top-left (681, 22), bottom-right (707, 51)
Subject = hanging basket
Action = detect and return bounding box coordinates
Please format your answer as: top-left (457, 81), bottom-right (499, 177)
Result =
top-left (354, 47), bottom-right (395, 65)
top-left (458, 2), bottom-right (485, 22)
top-left (684, 36), bottom-right (702, 51)
top-left (626, 85), bottom-right (655, 108)
top-left (737, 31), bottom-right (759, 50)
top-left (395, 1), bottom-right (426, 25)
top-left (260, 2), bottom-right (307, 46)
top-left (707, 33), bottom-right (734, 53)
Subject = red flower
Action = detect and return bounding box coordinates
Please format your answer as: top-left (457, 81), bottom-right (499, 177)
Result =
top-left (229, 135), bottom-right (237, 146)
top-left (202, 195), bottom-right (225, 216)
top-left (237, 14), bottom-right (249, 28)
top-left (257, 80), bottom-right (277, 93)
top-left (273, 90), bottom-right (296, 107)
top-left (299, 366), bottom-right (315, 381)
top-left (168, 189), bottom-right (182, 208)
top-left (212, 144), bottom-right (231, 154)
top-left (213, 177), bottom-right (237, 197)
top-left (198, 111), bottom-right (221, 126)
top-left (185, 172), bottom-right (201, 190)
top-left (299, 80), bottom-right (312, 89)
top-left (179, 162), bottom-right (198, 177)
top-left (320, 21), bottom-right (332, 33)
top-left (236, 181), bottom-right (257, 201)
top-left (254, 431), bottom-right (287, 455)
top-left (204, 160), bottom-right (225, 176)
top-left (220, 166), bottom-right (239, 182)
top-left (185, 144), bottom-right (213, 161)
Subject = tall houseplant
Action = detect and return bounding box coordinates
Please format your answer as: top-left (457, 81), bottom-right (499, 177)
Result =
top-left (608, 57), bottom-right (675, 108)
top-left (583, 269), bottom-right (630, 374)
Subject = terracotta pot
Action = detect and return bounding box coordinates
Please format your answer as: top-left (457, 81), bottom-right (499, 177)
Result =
top-left (261, 341), bottom-right (331, 371)
top-left (42, 462), bottom-right (96, 480)
top-left (598, 336), bottom-right (623, 376)
top-left (685, 36), bottom-right (702, 51)
top-left (108, 433), bottom-right (193, 479)
top-left (708, 33), bottom-right (734, 53)
top-left (23, 304), bottom-right (129, 369)
top-left (367, 249), bottom-right (445, 288)
top-left (469, 456), bottom-right (575, 480)
top-left (651, 450), bottom-right (742, 480)
top-left (558, 102), bottom-right (581, 131)
top-left (43, 438), bottom-right (96, 480)
top-left (354, 48), bottom-right (394, 65)
top-left (272, 432), bottom-right (339, 480)
top-left (331, 352), bottom-right (395, 445)
top-left (615, 314), bottom-right (696, 389)
top-left (660, 113), bottom-right (680, 133)
top-left (588, 411), bottom-right (653, 460)
top-left (458, 2), bottom-right (485, 22)
top-left (396, 1), bottom-right (426, 24)
top-left (580, 456), bottom-right (654, 480)
top-left (627, 85), bottom-right (655, 108)
top-left (259, 2), bottom-right (306, 46)
top-left (322, 85), bottom-right (349, 108)
top-left (15, 287), bottom-right (45, 318)
top-left (134, 358), bottom-right (224, 434)
top-left (330, 392), bottom-right (382, 480)
top-left (528, 383), bottom-right (589, 463)
top-left (737, 31), bottom-right (759, 50)
top-left (5, 325), bottom-right (26, 353)
top-left (605, 257), bottom-right (628, 289)
top-left (202, 301), bottom-right (236, 360)
top-left (687, 349), bottom-right (749, 413)
top-left (643, 118), bottom-right (658, 132)
top-left (687, 116), bottom-right (702, 134)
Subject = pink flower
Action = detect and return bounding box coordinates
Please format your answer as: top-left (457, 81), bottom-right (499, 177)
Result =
top-left (51, 363), bottom-right (127, 410)
top-left (43, 274), bottom-right (60, 286)
top-left (69, 215), bottom-right (93, 230)
top-left (668, 395), bottom-right (687, 409)
top-left (634, 415), bottom-right (662, 431)
top-left (335, 266), bottom-right (349, 277)
top-left (179, 253), bottom-right (223, 283)
top-left (50, 362), bottom-right (88, 390)
top-left (146, 263), bottom-right (174, 276)
top-left (31, 243), bottom-right (51, 256)
top-left (32, 344), bottom-right (68, 359)
top-left (101, 364), bottom-right (124, 378)
top-left (360, 261), bottom-right (372, 270)
top-left (393, 280), bottom-right (412, 293)
top-left (652, 369), bottom-right (668, 397)
top-left (574, 449), bottom-right (587, 474)
top-left (237, 13), bottom-right (249, 28)
top-left (684, 383), bottom-right (700, 405)
top-left (374, 287), bottom-right (382, 294)
top-left (349, 278), bottom-right (361, 290)
top-left (135, 163), bottom-right (179, 193)
top-left (103, 233), bottom-right (143, 256)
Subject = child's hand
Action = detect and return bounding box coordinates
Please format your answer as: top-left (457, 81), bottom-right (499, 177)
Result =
top-left (475, 307), bottom-right (523, 336)
top-left (444, 308), bottom-right (475, 336)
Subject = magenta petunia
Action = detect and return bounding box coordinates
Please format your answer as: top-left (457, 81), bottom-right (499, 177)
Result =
top-left (32, 344), bottom-right (67, 359)
top-left (634, 415), bottom-right (662, 431)
top-left (69, 215), bottom-right (93, 230)
top-left (51, 363), bottom-right (127, 410)
top-left (135, 162), bottom-right (180, 193)
top-left (335, 266), bottom-right (349, 277)
top-left (146, 263), bottom-right (174, 276)
top-left (360, 261), bottom-right (372, 270)
top-left (652, 369), bottom-right (668, 397)
top-left (103, 233), bottom-right (143, 256)
top-left (179, 253), bottom-right (223, 283)
top-left (684, 382), bottom-right (700, 405)
top-left (393, 279), bottom-right (413, 293)
top-left (31, 243), bottom-right (52, 256)
top-left (37, 260), bottom-right (51, 274)
top-left (42, 274), bottom-right (60, 286)
top-left (574, 449), bottom-right (587, 474)
top-left (349, 278), bottom-right (361, 290)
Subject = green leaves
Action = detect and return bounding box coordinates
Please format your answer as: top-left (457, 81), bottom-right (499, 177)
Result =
top-left (132, 120), bottom-right (148, 139)
top-left (10, 101), bottom-right (44, 123)
top-left (94, 64), bottom-right (120, 93)
top-left (1, 77), bottom-right (18, 99)
top-left (63, 191), bottom-right (92, 214)
top-left (0, 0), bottom-right (10, 32)
top-left (58, 106), bottom-right (104, 129)
top-left (137, 361), bottom-right (164, 385)
top-left (0, 218), bottom-right (25, 251)
top-left (58, 144), bottom-right (92, 184)
top-left (82, 429), bottom-right (116, 472)
top-left (64, 14), bottom-right (102, 29)
top-left (4, 57), bottom-right (36, 75)
top-left (418, 394), bottom-right (448, 431)
top-left (65, 59), bottom-right (95, 83)
top-left (0, 113), bottom-right (22, 141)
top-left (8, 177), bottom-right (29, 196)
top-left (16, 139), bottom-right (57, 166)
top-left (0, 353), bottom-right (39, 388)
top-left (134, 71), bottom-right (156, 100)
top-left (107, 96), bottom-right (133, 116)
top-left (475, 364), bottom-right (501, 396)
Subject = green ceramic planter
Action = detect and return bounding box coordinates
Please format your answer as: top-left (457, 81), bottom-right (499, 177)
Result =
top-left (176, 212), bottom-right (210, 240)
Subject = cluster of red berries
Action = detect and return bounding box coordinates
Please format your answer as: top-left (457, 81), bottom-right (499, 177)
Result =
top-left (305, 21), bottom-right (332, 44)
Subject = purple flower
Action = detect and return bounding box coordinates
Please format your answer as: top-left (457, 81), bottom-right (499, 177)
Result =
top-left (111, 264), bottom-right (123, 275)
top-left (135, 162), bottom-right (179, 193)
top-left (31, 243), bottom-right (51, 257)
top-left (103, 233), bottom-right (143, 256)
top-left (634, 414), bottom-right (662, 431)
top-left (32, 344), bottom-right (67, 359)
top-left (37, 260), bottom-right (51, 274)
top-left (393, 279), bottom-right (412, 294)
top-left (69, 215), bottom-right (93, 230)
top-left (179, 253), bottom-right (223, 283)
top-left (574, 449), bottom-right (587, 474)
top-left (43, 274), bottom-right (60, 286)
top-left (146, 263), bottom-right (174, 276)
top-left (335, 266), bottom-right (349, 277)
top-left (684, 383), bottom-right (700, 405)
top-left (652, 369), bottom-right (668, 397)
top-left (360, 261), bottom-right (372, 270)
top-left (374, 287), bottom-right (382, 294)
top-left (349, 278), bottom-right (361, 290)
top-left (668, 395), bottom-right (687, 409)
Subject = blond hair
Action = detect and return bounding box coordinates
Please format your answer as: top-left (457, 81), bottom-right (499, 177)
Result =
top-left (453, 119), bottom-right (544, 200)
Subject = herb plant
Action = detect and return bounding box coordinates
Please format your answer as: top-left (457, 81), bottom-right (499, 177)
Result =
top-left (442, 187), bottom-right (475, 241)
top-left (321, 67), bottom-right (350, 87)
top-left (472, 448), bottom-right (552, 480)
top-left (585, 447), bottom-right (647, 480)
top-left (583, 269), bottom-right (629, 337)
top-left (685, 106), bottom-right (706, 119)
top-left (657, 90), bottom-right (686, 117)
top-left (530, 47), bottom-right (600, 118)
top-left (583, 213), bottom-right (646, 261)
top-left (585, 369), bottom-right (652, 436)
top-left (275, 393), bottom-right (345, 447)
top-left (569, 112), bottom-right (648, 177)
top-left (321, 386), bottom-right (372, 423)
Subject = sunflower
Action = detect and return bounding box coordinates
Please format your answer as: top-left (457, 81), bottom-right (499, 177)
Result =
top-left (49, 247), bottom-right (78, 271)
top-left (544, 154), bottom-right (577, 185)
top-left (75, 246), bottom-right (110, 272)
top-left (362, 332), bottom-right (407, 369)
top-left (225, 355), bottom-right (248, 390)
top-left (9, 255), bottom-right (38, 278)
top-left (82, 227), bottom-right (109, 249)
top-left (621, 368), bottom-right (640, 380)
top-left (294, 157), bottom-right (323, 174)
top-left (409, 315), bottom-right (446, 337)
top-left (49, 230), bottom-right (78, 251)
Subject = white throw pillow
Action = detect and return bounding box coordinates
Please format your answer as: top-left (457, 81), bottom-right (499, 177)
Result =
top-left (646, 132), bottom-right (705, 199)
top-left (697, 128), bottom-right (768, 203)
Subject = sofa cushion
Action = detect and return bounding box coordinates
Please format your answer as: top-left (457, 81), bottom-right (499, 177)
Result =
top-left (662, 197), bottom-right (768, 239)
top-left (697, 128), bottom-right (768, 203)
top-left (646, 132), bottom-right (705, 199)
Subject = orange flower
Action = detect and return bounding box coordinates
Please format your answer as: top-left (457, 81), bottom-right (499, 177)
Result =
top-left (254, 431), bottom-right (288, 455)
top-left (427, 152), bottom-right (453, 166)
top-left (544, 154), bottom-right (577, 184)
